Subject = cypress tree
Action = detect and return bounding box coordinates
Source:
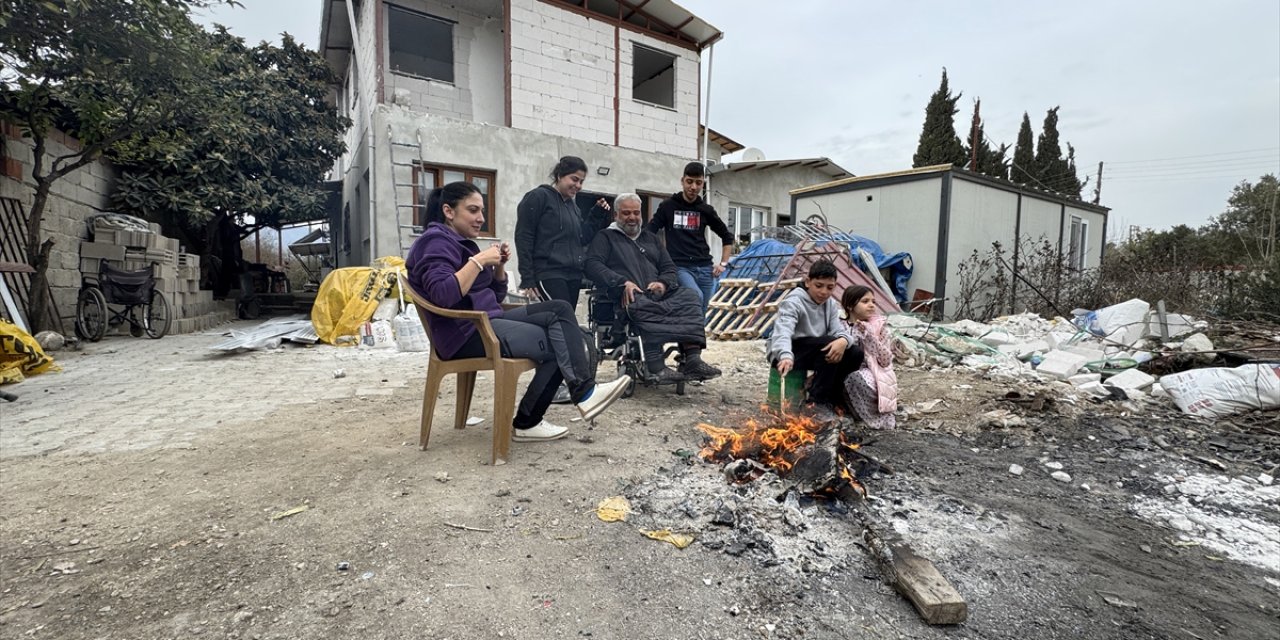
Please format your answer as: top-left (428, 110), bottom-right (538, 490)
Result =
top-left (1033, 106), bottom-right (1084, 196)
top-left (1010, 113), bottom-right (1036, 185)
top-left (912, 69), bottom-right (967, 168)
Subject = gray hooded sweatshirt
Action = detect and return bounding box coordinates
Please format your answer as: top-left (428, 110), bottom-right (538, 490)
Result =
top-left (767, 287), bottom-right (854, 363)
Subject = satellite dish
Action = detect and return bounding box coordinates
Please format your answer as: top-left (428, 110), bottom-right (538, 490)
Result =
top-left (741, 147), bottom-right (766, 162)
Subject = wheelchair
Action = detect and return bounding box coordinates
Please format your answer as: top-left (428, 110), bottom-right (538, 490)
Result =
top-left (583, 287), bottom-right (685, 398)
top-left (74, 259), bottom-right (172, 341)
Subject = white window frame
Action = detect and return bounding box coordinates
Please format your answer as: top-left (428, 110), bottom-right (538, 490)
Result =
top-left (1069, 215), bottom-right (1089, 270)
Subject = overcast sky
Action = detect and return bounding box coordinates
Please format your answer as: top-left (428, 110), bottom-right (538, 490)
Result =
top-left (198, 0), bottom-right (1280, 236)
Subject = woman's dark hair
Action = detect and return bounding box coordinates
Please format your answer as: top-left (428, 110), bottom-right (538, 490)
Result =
top-left (842, 285), bottom-right (873, 311)
top-left (550, 155), bottom-right (588, 181)
top-left (425, 181), bottom-right (482, 225)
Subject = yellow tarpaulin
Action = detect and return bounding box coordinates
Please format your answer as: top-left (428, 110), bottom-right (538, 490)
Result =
top-left (0, 320), bottom-right (60, 384)
top-left (310, 257), bottom-right (406, 345)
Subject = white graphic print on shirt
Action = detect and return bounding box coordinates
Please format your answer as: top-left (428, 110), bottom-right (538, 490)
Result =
top-left (673, 210), bottom-right (701, 230)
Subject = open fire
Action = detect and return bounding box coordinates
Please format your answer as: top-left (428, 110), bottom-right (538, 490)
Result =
top-left (698, 407), bottom-right (879, 502)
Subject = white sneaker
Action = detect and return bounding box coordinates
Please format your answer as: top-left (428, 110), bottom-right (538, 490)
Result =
top-left (576, 375), bottom-right (632, 422)
top-left (512, 420), bottom-right (569, 442)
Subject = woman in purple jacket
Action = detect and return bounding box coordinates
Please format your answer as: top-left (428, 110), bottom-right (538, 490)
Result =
top-left (407, 182), bottom-right (631, 441)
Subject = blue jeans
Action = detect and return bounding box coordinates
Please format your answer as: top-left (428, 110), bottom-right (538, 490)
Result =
top-left (676, 264), bottom-right (716, 319)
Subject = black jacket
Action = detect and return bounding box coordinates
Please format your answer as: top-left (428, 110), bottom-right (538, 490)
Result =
top-left (645, 192), bottom-right (734, 267)
top-left (515, 185), bottom-right (608, 287)
top-left (585, 224), bottom-right (705, 347)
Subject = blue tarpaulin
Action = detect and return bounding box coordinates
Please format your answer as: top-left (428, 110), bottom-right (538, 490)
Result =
top-left (723, 234), bottom-right (914, 303)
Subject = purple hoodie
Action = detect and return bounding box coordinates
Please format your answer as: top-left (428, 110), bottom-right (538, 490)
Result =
top-left (406, 222), bottom-right (508, 359)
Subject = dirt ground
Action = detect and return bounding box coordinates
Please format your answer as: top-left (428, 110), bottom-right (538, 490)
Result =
top-left (1, 324), bottom-right (1277, 640)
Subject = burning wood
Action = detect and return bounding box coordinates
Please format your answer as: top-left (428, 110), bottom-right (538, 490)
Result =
top-left (699, 408), bottom-right (968, 626)
top-left (698, 408), bottom-right (880, 501)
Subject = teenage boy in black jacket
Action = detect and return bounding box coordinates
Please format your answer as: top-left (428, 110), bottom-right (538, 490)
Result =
top-left (646, 161), bottom-right (735, 319)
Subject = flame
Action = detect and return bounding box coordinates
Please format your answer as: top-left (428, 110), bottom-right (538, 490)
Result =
top-left (699, 406), bottom-right (870, 500)
top-left (698, 406), bottom-right (822, 473)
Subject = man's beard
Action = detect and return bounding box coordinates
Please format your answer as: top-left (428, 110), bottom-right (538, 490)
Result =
top-left (621, 222), bottom-right (641, 237)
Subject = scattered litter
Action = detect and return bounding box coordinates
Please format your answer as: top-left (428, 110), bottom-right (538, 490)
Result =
top-left (1008, 464), bottom-right (1024, 476)
top-left (333, 369), bottom-right (346, 379)
top-left (434, 471), bottom-right (450, 483)
top-left (336, 562), bottom-right (350, 571)
top-left (360, 571), bottom-right (375, 580)
top-left (1044, 461), bottom-right (1064, 470)
top-left (641, 528), bottom-right (695, 549)
top-left (270, 505), bottom-right (309, 521)
top-left (595, 496), bottom-right (632, 522)
top-left (1096, 591), bottom-right (1138, 609)
top-left (980, 409), bottom-right (1026, 428)
top-left (51, 561), bottom-right (78, 575)
top-left (1050, 471), bottom-right (1072, 483)
top-left (443, 522), bottom-right (494, 533)
top-left (210, 316), bottom-right (317, 352)
top-left (465, 416), bottom-right (484, 426)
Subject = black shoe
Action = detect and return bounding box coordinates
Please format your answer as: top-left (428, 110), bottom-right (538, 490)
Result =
top-left (650, 366), bottom-right (687, 385)
top-left (679, 355), bottom-right (721, 381)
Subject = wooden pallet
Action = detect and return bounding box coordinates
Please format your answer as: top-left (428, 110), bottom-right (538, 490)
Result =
top-left (706, 278), bottom-right (802, 340)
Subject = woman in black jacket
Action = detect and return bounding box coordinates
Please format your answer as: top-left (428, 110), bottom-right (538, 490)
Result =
top-left (515, 156), bottom-right (610, 309)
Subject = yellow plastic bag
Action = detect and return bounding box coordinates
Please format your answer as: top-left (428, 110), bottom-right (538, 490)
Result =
top-left (595, 496), bottom-right (632, 522)
top-left (0, 320), bottom-right (60, 384)
top-left (310, 262), bottom-right (402, 346)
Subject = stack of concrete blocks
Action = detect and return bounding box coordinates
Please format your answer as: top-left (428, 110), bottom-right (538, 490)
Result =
top-left (79, 219), bottom-right (233, 334)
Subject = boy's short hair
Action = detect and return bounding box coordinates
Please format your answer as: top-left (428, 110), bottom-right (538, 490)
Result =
top-left (807, 259), bottom-right (837, 280)
top-left (683, 161), bottom-right (706, 178)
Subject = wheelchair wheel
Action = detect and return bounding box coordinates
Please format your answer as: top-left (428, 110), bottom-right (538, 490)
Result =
top-left (75, 286), bottom-right (108, 342)
top-left (144, 291), bottom-right (172, 339)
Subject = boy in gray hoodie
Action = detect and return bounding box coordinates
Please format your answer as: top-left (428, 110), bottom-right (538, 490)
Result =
top-left (768, 259), bottom-right (864, 410)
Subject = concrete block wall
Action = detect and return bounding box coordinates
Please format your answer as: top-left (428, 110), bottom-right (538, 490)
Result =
top-left (616, 29), bottom-right (699, 157)
top-left (0, 122), bottom-right (115, 330)
top-left (510, 0), bottom-right (616, 145)
top-left (382, 0), bottom-right (504, 125)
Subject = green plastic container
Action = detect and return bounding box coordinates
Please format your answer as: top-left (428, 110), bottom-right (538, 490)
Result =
top-left (767, 368), bottom-right (807, 411)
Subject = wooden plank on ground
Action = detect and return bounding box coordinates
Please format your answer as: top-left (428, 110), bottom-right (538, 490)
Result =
top-left (863, 521), bottom-right (968, 625)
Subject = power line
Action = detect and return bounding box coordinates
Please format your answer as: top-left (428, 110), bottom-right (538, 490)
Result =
top-left (1106, 156), bottom-right (1280, 173)
top-left (1106, 147), bottom-right (1280, 165)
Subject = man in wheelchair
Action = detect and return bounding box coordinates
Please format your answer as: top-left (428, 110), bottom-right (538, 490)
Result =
top-left (584, 193), bottom-right (721, 385)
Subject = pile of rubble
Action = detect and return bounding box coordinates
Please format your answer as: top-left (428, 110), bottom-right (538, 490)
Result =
top-left (889, 299), bottom-right (1280, 420)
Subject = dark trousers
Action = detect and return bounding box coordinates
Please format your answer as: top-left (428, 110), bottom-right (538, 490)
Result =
top-left (782, 336), bottom-right (864, 408)
top-left (537, 278), bottom-right (581, 309)
top-left (452, 301), bottom-right (595, 428)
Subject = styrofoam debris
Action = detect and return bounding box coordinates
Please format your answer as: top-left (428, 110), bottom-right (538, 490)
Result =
top-left (1068, 372), bottom-right (1102, 387)
top-left (1036, 350), bottom-right (1090, 379)
top-left (1105, 368), bottom-right (1156, 391)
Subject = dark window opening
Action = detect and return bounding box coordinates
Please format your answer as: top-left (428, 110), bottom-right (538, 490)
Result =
top-left (388, 5), bottom-right (454, 83)
top-left (633, 44), bottom-right (676, 108)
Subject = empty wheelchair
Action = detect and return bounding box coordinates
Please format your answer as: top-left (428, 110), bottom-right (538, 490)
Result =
top-left (583, 287), bottom-right (685, 398)
top-left (75, 259), bottom-right (172, 341)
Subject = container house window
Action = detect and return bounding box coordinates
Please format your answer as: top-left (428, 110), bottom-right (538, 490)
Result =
top-left (388, 6), bottom-right (454, 83)
top-left (1068, 215), bottom-right (1089, 270)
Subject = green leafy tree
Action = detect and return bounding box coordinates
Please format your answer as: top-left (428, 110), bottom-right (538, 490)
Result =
top-left (912, 69), bottom-right (967, 168)
top-left (1206, 174), bottom-right (1279, 267)
top-left (1010, 113), bottom-right (1036, 185)
top-left (111, 28), bottom-right (349, 252)
top-left (0, 0), bottom-right (224, 331)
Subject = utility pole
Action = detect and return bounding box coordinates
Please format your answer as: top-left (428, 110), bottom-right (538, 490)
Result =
top-left (969, 100), bottom-right (980, 172)
top-left (1093, 161), bottom-right (1104, 204)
